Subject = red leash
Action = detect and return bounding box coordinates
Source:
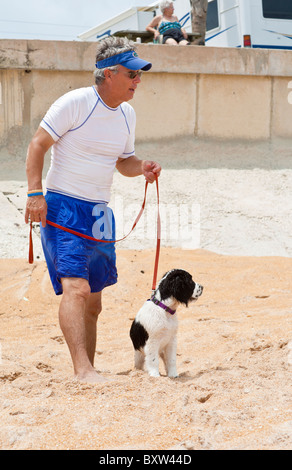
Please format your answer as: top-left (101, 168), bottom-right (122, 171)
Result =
top-left (29, 175), bottom-right (161, 292)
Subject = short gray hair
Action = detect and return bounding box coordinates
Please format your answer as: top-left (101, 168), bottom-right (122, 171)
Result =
top-left (160, 1), bottom-right (173, 14)
top-left (94, 36), bottom-right (136, 85)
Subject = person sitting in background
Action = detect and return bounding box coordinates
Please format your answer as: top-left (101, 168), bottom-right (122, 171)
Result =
top-left (146, 0), bottom-right (189, 45)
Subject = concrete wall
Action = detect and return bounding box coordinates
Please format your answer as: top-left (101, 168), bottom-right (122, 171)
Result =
top-left (0, 39), bottom-right (292, 160)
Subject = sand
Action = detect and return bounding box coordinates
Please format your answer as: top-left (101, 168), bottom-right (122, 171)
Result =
top-left (0, 138), bottom-right (292, 450)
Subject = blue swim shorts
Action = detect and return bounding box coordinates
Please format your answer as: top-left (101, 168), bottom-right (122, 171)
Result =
top-left (40, 191), bottom-right (117, 295)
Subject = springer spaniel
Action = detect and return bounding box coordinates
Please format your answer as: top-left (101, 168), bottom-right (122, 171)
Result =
top-left (129, 269), bottom-right (203, 378)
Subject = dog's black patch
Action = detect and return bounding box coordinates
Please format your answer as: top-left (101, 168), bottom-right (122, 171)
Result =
top-left (130, 320), bottom-right (149, 350)
top-left (159, 269), bottom-right (195, 306)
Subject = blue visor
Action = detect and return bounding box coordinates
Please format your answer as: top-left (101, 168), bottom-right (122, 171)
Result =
top-left (95, 50), bottom-right (152, 71)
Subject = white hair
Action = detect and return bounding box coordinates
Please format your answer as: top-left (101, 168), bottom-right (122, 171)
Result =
top-left (94, 36), bottom-right (136, 85)
top-left (160, 1), bottom-right (174, 14)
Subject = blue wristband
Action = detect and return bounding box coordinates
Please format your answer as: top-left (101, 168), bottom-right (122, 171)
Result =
top-left (27, 191), bottom-right (43, 197)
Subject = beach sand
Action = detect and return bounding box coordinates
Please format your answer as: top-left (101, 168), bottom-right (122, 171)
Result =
top-left (0, 138), bottom-right (292, 450)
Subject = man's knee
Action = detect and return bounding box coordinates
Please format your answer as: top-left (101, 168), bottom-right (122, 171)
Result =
top-left (86, 292), bottom-right (102, 318)
top-left (61, 277), bottom-right (91, 301)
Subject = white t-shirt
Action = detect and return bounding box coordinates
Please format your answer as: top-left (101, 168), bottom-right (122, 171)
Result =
top-left (41, 86), bottom-right (136, 203)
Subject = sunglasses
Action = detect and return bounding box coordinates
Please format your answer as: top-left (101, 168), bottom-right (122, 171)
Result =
top-left (128, 70), bottom-right (143, 79)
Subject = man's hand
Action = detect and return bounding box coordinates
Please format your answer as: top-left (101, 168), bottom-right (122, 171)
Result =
top-left (25, 195), bottom-right (47, 227)
top-left (141, 160), bottom-right (161, 183)
top-left (116, 156), bottom-right (161, 182)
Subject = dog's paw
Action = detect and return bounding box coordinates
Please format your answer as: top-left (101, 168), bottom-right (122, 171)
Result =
top-left (167, 369), bottom-right (178, 378)
top-left (148, 370), bottom-right (160, 378)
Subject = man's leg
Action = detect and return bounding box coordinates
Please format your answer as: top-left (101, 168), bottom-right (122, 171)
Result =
top-left (59, 277), bottom-right (106, 383)
top-left (85, 291), bottom-right (102, 366)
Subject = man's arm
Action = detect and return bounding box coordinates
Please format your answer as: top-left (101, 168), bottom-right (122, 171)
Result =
top-left (116, 155), bottom-right (161, 183)
top-left (25, 126), bottom-right (55, 227)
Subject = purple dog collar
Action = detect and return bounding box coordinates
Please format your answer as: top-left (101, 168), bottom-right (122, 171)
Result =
top-left (149, 296), bottom-right (176, 315)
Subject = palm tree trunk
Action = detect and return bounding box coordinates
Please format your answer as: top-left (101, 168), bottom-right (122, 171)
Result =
top-left (190, 0), bottom-right (208, 45)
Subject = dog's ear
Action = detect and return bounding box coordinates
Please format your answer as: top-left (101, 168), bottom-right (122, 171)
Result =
top-left (172, 277), bottom-right (194, 306)
top-left (172, 277), bottom-right (190, 305)
top-left (159, 270), bottom-right (195, 305)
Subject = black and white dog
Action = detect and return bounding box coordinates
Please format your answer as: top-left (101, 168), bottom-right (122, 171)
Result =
top-left (129, 269), bottom-right (203, 378)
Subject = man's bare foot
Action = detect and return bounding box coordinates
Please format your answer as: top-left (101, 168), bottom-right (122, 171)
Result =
top-left (75, 369), bottom-right (109, 384)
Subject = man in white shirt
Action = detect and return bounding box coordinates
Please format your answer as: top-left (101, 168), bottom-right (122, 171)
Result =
top-left (25, 36), bottom-right (161, 384)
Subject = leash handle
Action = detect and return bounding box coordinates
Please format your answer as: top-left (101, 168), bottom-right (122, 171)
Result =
top-left (28, 175), bottom-right (161, 293)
